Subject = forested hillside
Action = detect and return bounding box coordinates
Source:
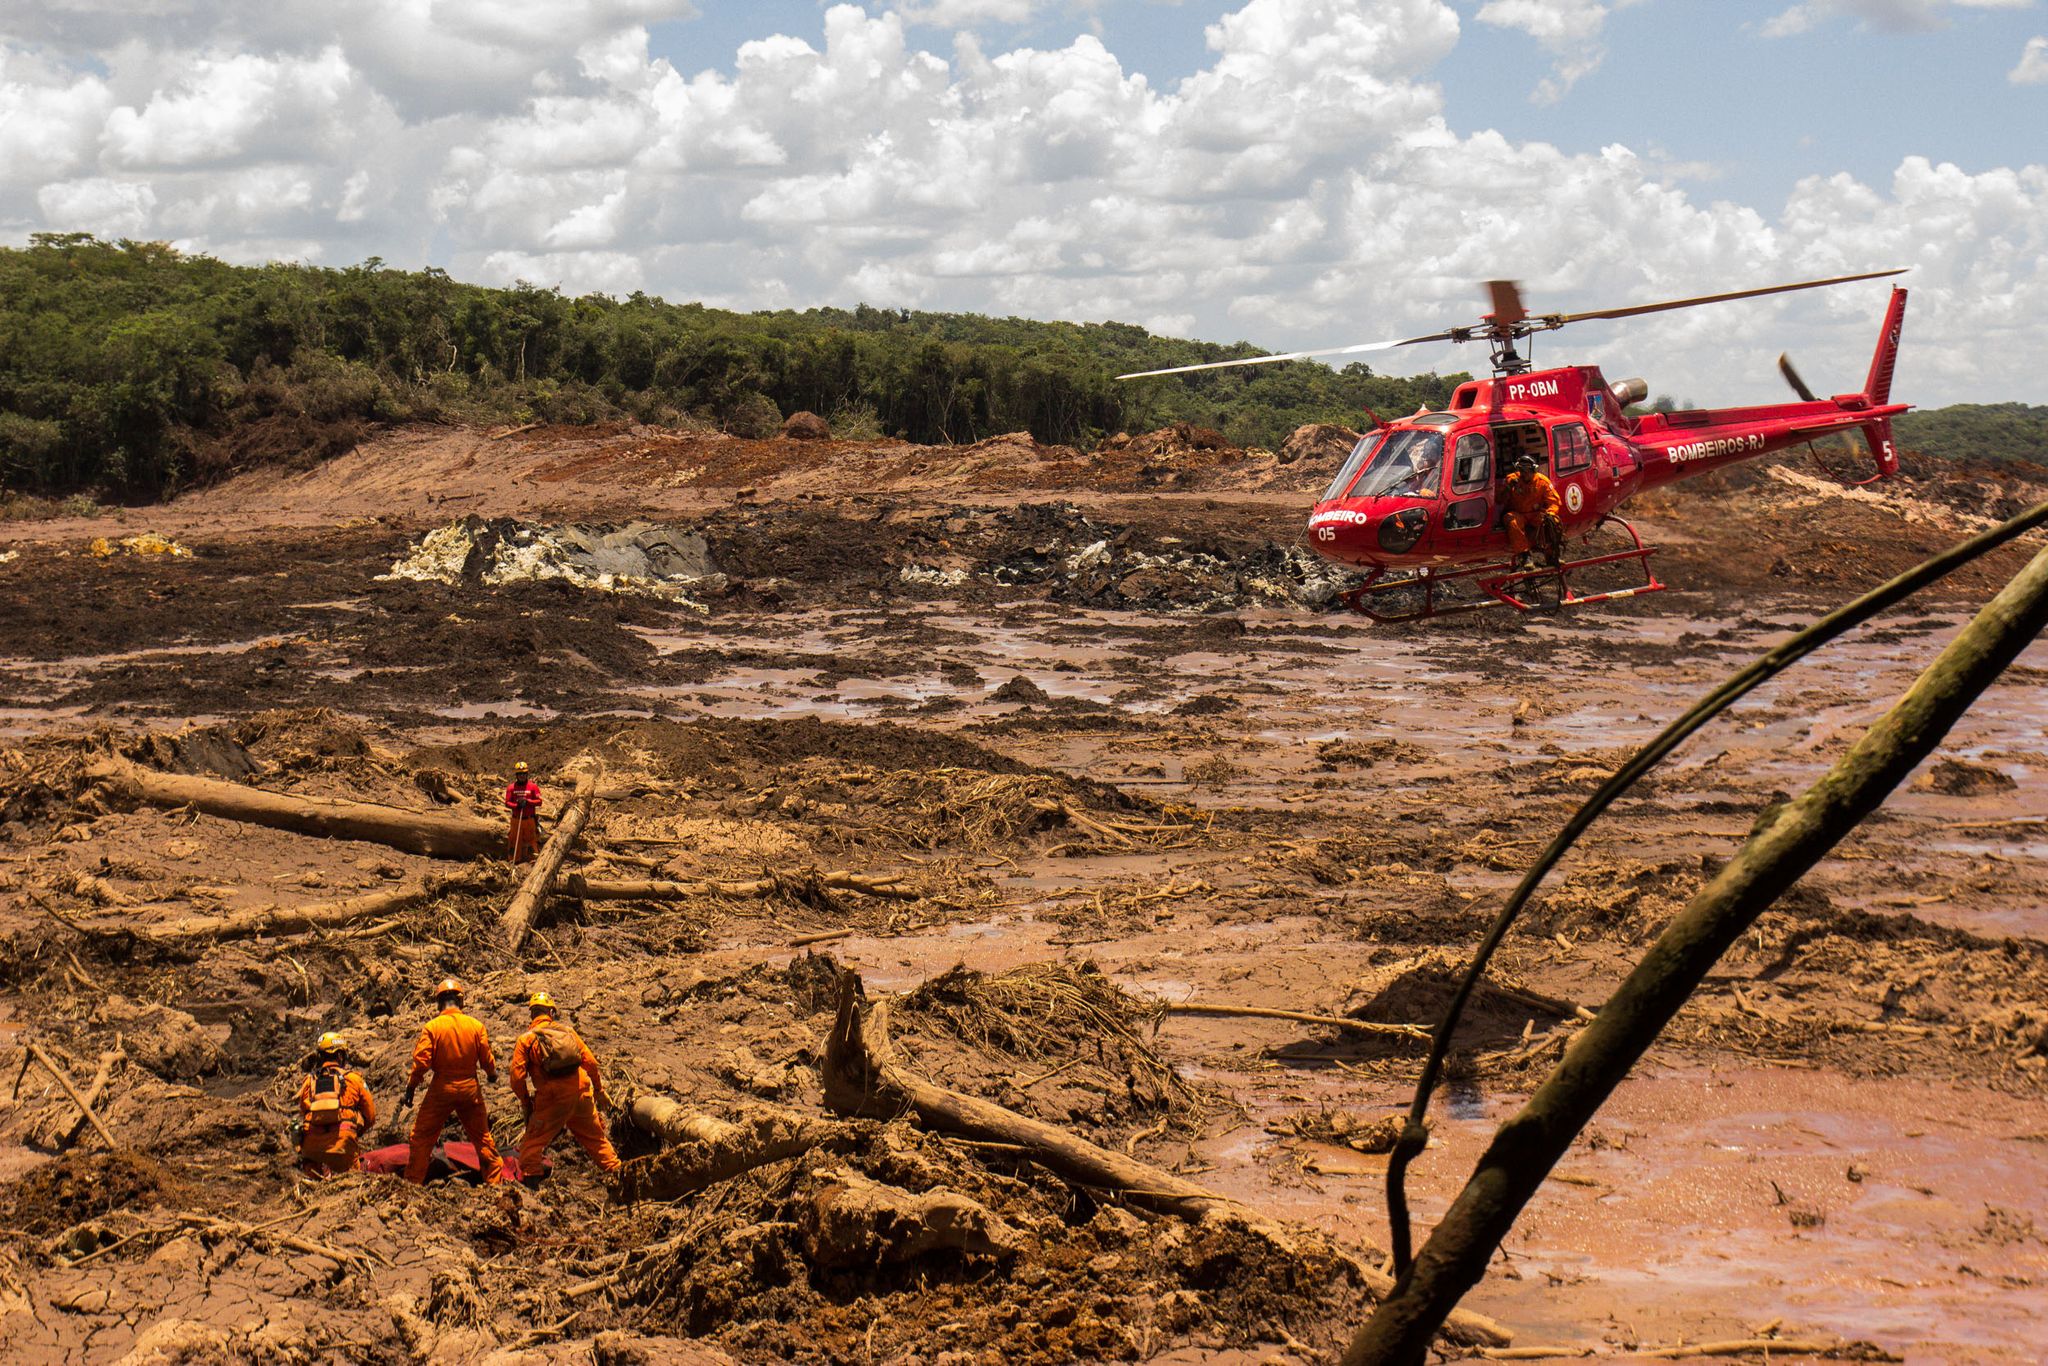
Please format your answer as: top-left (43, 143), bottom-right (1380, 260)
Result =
top-left (1896, 403), bottom-right (2048, 472)
top-left (2, 235), bottom-right (2040, 501)
top-left (0, 236), bottom-right (1460, 498)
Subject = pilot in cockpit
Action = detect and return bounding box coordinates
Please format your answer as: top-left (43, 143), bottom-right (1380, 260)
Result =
top-left (1384, 442), bottom-right (1442, 498)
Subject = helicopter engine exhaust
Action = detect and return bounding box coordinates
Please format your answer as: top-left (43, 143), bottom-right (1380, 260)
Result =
top-left (1610, 377), bottom-right (1648, 407)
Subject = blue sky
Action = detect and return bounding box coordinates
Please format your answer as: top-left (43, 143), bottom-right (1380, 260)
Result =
top-left (4, 1), bottom-right (2044, 403)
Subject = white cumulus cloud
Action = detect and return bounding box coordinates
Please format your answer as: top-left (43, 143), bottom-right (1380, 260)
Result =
top-left (1476, 0), bottom-right (1638, 103)
top-left (1, 0), bottom-right (2045, 403)
top-left (2013, 33), bottom-right (2048, 81)
top-left (1763, 0), bottom-right (2034, 39)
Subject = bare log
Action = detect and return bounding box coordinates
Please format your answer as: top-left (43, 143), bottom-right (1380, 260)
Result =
top-left (1637, 1342), bottom-right (1836, 1361)
top-left (502, 769), bottom-right (598, 952)
top-left (1348, 536), bottom-right (2048, 1364)
top-left (28, 1043), bottom-right (119, 1152)
top-left (820, 970), bottom-right (1509, 1349)
top-left (86, 760), bottom-right (501, 860)
top-left (1162, 1003), bottom-right (1430, 1040)
top-left (616, 1094), bottom-right (867, 1203)
top-left (60, 1048), bottom-right (124, 1149)
top-left (797, 1166), bottom-right (1020, 1266)
top-left (562, 870), bottom-right (914, 902)
top-left (141, 874), bottom-right (487, 945)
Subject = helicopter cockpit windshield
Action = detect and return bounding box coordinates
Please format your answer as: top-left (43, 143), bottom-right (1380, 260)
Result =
top-left (1338, 428), bottom-right (1444, 500)
top-left (1321, 430), bottom-right (1385, 501)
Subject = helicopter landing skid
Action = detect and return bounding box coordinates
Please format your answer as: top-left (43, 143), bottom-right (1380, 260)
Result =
top-left (1337, 518), bottom-right (1664, 624)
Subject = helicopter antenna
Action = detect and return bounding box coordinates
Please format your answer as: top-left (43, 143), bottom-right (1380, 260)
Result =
top-left (1115, 268), bottom-right (1907, 381)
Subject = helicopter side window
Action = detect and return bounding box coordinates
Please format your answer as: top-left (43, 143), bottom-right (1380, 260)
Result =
top-left (1450, 433), bottom-right (1491, 494)
top-left (1322, 432), bottom-right (1387, 501)
top-left (1350, 429), bottom-right (1445, 499)
top-left (1553, 422), bottom-right (1594, 474)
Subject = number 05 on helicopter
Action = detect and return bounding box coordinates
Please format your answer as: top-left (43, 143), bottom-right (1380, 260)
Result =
top-left (1118, 271), bottom-right (1909, 622)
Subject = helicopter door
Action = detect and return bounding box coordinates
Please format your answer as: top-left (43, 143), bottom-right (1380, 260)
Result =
top-left (1442, 432), bottom-right (1492, 534)
top-left (1551, 421), bottom-right (1595, 520)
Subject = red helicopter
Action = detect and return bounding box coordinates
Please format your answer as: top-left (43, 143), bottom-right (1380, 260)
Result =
top-left (1118, 270), bottom-right (1910, 622)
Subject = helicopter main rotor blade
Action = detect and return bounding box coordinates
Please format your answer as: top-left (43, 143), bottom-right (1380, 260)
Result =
top-left (1549, 268), bottom-right (1906, 329)
top-left (1115, 330), bottom-right (1458, 380)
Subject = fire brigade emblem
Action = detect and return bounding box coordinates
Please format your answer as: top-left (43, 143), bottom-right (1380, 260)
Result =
top-left (1564, 483), bottom-right (1584, 514)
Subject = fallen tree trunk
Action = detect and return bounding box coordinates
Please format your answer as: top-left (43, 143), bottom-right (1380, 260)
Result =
top-left (798, 1166), bottom-right (1020, 1266)
top-left (140, 874), bottom-right (488, 945)
top-left (820, 970), bottom-right (1509, 1349)
top-left (616, 1094), bottom-right (868, 1203)
top-left (1346, 535), bottom-right (2048, 1364)
top-left (503, 769), bottom-right (598, 952)
top-left (1162, 1003), bottom-right (1430, 1040)
top-left (86, 760), bottom-right (501, 860)
top-left (562, 870), bottom-right (914, 902)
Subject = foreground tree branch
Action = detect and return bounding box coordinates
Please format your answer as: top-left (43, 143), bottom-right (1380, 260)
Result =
top-left (86, 760), bottom-right (502, 860)
top-left (503, 768), bottom-right (598, 952)
top-left (1347, 537), bottom-right (2048, 1364)
top-left (820, 969), bottom-right (1510, 1349)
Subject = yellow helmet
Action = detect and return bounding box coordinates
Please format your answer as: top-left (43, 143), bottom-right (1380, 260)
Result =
top-left (316, 1032), bottom-right (345, 1054)
top-left (514, 761), bottom-right (530, 774)
top-left (527, 991), bottom-right (555, 1011)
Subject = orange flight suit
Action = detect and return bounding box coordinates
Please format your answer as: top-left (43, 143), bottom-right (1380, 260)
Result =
top-left (296, 1063), bottom-right (376, 1176)
top-left (1504, 469), bottom-right (1563, 561)
top-left (511, 1014), bottom-right (621, 1180)
top-left (405, 1005), bottom-right (505, 1184)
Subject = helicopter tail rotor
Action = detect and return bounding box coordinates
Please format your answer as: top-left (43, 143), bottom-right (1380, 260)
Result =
top-left (1777, 353), bottom-right (1820, 403)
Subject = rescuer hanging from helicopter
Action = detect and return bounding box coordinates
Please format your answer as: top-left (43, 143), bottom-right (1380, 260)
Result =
top-left (505, 761), bottom-right (542, 864)
top-left (1503, 453), bottom-right (1563, 570)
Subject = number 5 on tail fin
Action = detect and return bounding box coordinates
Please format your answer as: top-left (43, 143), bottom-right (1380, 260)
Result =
top-left (1860, 286), bottom-right (1908, 479)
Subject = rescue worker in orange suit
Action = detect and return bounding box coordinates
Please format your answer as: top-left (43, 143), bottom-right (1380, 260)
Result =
top-left (505, 761), bottom-right (542, 865)
top-left (295, 1032), bottom-right (375, 1176)
top-left (510, 991), bottom-right (621, 1187)
top-left (402, 978), bottom-right (506, 1185)
top-left (1503, 453), bottom-right (1563, 569)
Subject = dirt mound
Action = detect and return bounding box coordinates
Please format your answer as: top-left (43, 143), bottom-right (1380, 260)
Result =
top-left (778, 411), bottom-right (831, 441)
top-left (1917, 756), bottom-right (2018, 796)
top-left (1279, 422), bottom-right (1361, 465)
top-left (1121, 423), bottom-right (1233, 458)
top-left (989, 674), bottom-right (1051, 704)
top-left (9, 1151), bottom-right (191, 1237)
top-left (1343, 952), bottom-right (1575, 1056)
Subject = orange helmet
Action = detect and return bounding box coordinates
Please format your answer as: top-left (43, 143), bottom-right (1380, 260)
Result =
top-left (434, 977), bottom-right (464, 1001)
